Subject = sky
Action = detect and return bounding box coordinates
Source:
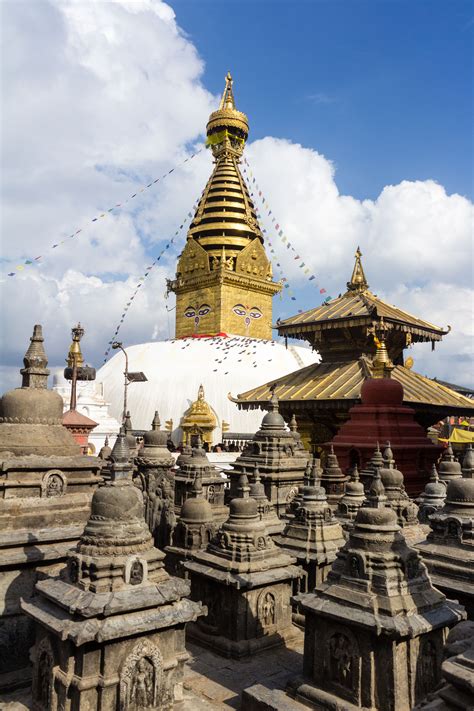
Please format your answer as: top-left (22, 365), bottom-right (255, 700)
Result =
top-left (0, 0), bottom-right (473, 393)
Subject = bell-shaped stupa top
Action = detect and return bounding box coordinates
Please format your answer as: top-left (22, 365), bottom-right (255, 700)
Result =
top-left (438, 442), bottom-right (463, 483)
top-left (346, 246), bottom-right (369, 293)
top-left (462, 443), bottom-right (474, 478)
top-left (21, 324), bottom-right (50, 389)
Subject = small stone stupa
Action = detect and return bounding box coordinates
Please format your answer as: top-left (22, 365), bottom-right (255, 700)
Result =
top-left (336, 465), bottom-right (366, 527)
top-left (416, 449), bottom-right (474, 618)
top-left (231, 392), bottom-right (309, 517)
top-left (0, 325), bottom-right (101, 689)
top-left (438, 443), bottom-right (463, 485)
top-left (320, 444), bottom-right (348, 508)
top-left (135, 411), bottom-right (176, 549)
top-left (284, 472), bottom-right (465, 711)
top-left (274, 465), bottom-right (345, 595)
top-left (378, 442), bottom-right (426, 545)
top-left (416, 465), bottom-right (447, 524)
top-left (165, 468), bottom-right (216, 576)
top-left (249, 464), bottom-right (284, 535)
top-left (183, 473), bottom-right (303, 658)
top-left (359, 440), bottom-right (384, 489)
top-left (174, 436), bottom-right (228, 523)
top-left (22, 428), bottom-right (204, 711)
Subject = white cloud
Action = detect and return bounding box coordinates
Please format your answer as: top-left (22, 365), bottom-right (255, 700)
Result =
top-left (1, 0), bottom-right (472, 395)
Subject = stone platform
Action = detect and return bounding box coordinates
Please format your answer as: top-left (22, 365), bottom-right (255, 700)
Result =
top-left (0, 632), bottom-right (306, 710)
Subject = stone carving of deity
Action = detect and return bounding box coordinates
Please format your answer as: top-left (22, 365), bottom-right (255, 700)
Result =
top-left (329, 633), bottom-right (353, 690)
top-left (129, 560), bottom-right (144, 586)
top-left (416, 639), bottom-right (439, 699)
top-left (44, 472), bottom-right (64, 497)
top-left (36, 648), bottom-right (53, 710)
top-left (262, 592), bottom-right (276, 627)
top-left (130, 657), bottom-right (154, 708)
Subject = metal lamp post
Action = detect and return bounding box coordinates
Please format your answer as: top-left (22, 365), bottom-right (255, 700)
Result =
top-left (111, 341), bottom-right (148, 423)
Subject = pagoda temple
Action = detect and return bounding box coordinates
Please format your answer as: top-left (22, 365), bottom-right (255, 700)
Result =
top-left (234, 248), bottom-right (474, 450)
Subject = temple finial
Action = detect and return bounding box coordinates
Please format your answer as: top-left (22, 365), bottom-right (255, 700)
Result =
top-left (219, 71), bottom-right (235, 110)
top-left (66, 323), bottom-right (85, 369)
top-left (21, 324), bottom-right (50, 389)
top-left (347, 246), bottom-right (369, 292)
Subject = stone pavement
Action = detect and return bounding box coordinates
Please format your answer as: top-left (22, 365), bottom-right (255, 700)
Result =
top-left (0, 628), bottom-right (305, 710)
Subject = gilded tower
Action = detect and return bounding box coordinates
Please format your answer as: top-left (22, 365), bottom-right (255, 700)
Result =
top-left (169, 73), bottom-right (281, 339)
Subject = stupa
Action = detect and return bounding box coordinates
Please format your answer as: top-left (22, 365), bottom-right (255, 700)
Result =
top-left (183, 473), bottom-right (303, 658)
top-left (319, 444), bottom-right (348, 507)
top-left (248, 464), bottom-right (284, 535)
top-left (96, 74), bottom-right (316, 443)
top-left (377, 443), bottom-right (426, 545)
top-left (416, 451), bottom-right (474, 618)
top-left (416, 465), bottom-right (447, 524)
top-left (230, 392), bottom-right (309, 517)
top-left (438, 443), bottom-right (463, 485)
top-left (336, 465), bottom-right (366, 528)
top-left (179, 384), bottom-right (217, 449)
top-left (164, 468), bottom-right (216, 576)
top-left (134, 411), bottom-right (176, 549)
top-left (284, 472), bottom-right (465, 711)
top-left (174, 436), bottom-right (228, 523)
top-left (0, 325), bottom-right (101, 689)
top-left (273, 468), bottom-right (345, 595)
top-left (22, 428), bottom-right (204, 710)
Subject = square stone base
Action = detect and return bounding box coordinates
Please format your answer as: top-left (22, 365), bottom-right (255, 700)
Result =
top-left (186, 620), bottom-right (299, 659)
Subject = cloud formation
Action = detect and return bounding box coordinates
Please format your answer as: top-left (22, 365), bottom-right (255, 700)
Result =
top-left (1, 0), bottom-right (472, 395)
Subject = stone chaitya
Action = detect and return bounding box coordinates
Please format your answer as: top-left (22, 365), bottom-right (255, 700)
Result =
top-left (273, 466), bottom-right (345, 596)
top-left (279, 472), bottom-right (465, 711)
top-left (336, 465), bottom-right (366, 528)
top-left (249, 464), bottom-right (284, 535)
top-left (377, 442), bottom-right (426, 545)
top-left (183, 473), bottom-right (303, 658)
top-left (22, 428), bottom-right (204, 711)
top-left (230, 392), bottom-right (309, 517)
top-left (416, 465), bottom-right (447, 524)
top-left (319, 445), bottom-right (348, 508)
top-left (438, 443), bottom-right (462, 485)
top-left (174, 437), bottom-right (228, 523)
top-left (164, 469), bottom-right (216, 576)
top-left (134, 411), bottom-right (176, 549)
top-left (416, 453), bottom-right (474, 619)
top-left (0, 325), bottom-right (101, 689)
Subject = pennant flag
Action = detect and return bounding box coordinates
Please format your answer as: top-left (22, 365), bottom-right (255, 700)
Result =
top-left (320, 288), bottom-right (326, 294)
top-left (309, 275), bottom-right (315, 281)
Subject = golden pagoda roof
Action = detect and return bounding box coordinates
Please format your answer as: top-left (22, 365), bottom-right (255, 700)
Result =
top-left (277, 249), bottom-right (449, 342)
top-left (181, 384), bottom-right (218, 429)
top-left (233, 359), bottom-right (474, 415)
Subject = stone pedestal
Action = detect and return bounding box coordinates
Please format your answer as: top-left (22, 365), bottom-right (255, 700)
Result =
top-left (230, 394), bottom-right (309, 517)
top-left (174, 441), bottom-right (228, 523)
top-left (21, 428), bottom-right (204, 711)
top-left (184, 474), bottom-right (303, 658)
top-left (0, 325), bottom-right (101, 690)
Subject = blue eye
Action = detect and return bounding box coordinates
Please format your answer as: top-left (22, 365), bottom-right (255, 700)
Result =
top-left (184, 307), bottom-right (196, 318)
top-left (198, 304), bottom-right (211, 316)
top-left (233, 304), bottom-right (247, 317)
top-left (250, 309), bottom-right (262, 319)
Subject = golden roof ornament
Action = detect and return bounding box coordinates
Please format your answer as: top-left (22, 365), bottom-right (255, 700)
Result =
top-left (347, 246), bottom-right (369, 292)
top-left (206, 71), bottom-right (249, 159)
top-left (66, 323), bottom-right (85, 369)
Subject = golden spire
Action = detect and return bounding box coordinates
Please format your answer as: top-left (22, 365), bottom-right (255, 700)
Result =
top-left (372, 332), bottom-right (394, 378)
top-left (347, 246), bottom-right (369, 292)
top-left (219, 71), bottom-right (236, 110)
top-left (66, 323), bottom-right (85, 368)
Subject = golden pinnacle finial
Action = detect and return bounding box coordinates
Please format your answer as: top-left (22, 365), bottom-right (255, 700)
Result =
top-left (347, 246), bottom-right (369, 292)
top-left (219, 71), bottom-right (235, 110)
top-left (372, 331), bottom-right (394, 378)
top-left (66, 323), bottom-right (85, 368)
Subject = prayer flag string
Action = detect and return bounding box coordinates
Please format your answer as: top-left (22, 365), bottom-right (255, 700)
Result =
top-left (102, 203), bottom-right (199, 363)
top-left (242, 158), bottom-right (332, 304)
top-left (4, 150), bottom-right (202, 278)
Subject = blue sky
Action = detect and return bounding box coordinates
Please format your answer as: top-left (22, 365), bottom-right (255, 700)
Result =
top-left (173, 0), bottom-right (473, 200)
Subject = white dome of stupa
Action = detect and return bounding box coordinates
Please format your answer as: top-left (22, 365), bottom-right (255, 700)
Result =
top-left (96, 335), bottom-right (317, 443)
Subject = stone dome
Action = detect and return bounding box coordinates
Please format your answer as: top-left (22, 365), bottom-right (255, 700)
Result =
top-left (0, 386), bottom-right (64, 425)
top-left (181, 494), bottom-right (213, 524)
top-left (97, 336), bottom-right (317, 443)
top-left (446, 477), bottom-right (474, 505)
top-left (354, 505), bottom-right (397, 527)
top-left (380, 465), bottom-right (404, 490)
top-left (361, 376), bottom-right (404, 407)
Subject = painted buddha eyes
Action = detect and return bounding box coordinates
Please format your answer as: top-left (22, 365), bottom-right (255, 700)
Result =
top-left (184, 304), bottom-right (212, 319)
top-left (232, 304), bottom-right (262, 319)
